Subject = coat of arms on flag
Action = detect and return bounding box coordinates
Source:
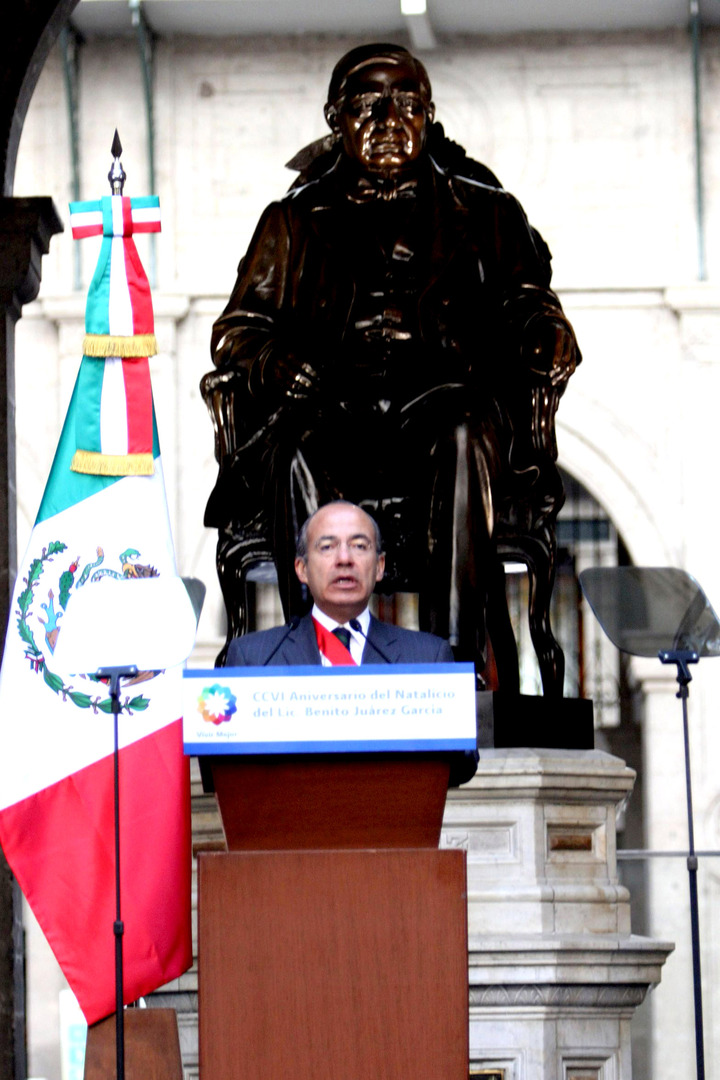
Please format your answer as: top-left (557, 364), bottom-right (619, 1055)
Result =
top-left (0, 134), bottom-right (192, 1026)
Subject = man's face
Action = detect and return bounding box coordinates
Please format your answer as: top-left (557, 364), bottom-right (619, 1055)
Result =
top-left (328, 60), bottom-right (434, 177)
top-left (294, 504), bottom-right (386, 623)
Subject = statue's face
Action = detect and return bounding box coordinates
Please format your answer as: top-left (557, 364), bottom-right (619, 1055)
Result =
top-left (329, 59), bottom-right (435, 177)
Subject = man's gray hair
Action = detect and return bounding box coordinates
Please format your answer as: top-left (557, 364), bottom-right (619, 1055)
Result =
top-left (296, 501), bottom-right (384, 560)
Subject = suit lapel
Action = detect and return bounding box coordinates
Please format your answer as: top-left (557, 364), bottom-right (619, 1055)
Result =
top-left (362, 617), bottom-right (400, 664)
top-left (277, 613), bottom-right (322, 665)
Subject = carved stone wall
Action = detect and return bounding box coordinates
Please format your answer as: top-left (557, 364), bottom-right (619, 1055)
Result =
top-left (443, 749), bottom-right (673, 1078)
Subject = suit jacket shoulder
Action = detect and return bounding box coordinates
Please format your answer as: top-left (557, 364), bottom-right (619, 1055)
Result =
top-left (225, 613), bottom-right (320, 667)
top-left (225, 624), bottom-right (289, 667)
top-left (364, 618), bottom-right (455, 664)
top-left (224, 614), bottom-right (454, 667)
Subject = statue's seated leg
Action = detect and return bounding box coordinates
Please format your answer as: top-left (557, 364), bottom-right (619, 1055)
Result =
top-left (271, 441), bottom-right (340, 620)
top-left (420, 423), bottom-right (495, 676)
top-left (484, 560), bottom-right (521, 695)
top-left (522, 528), bottom-right (565, 698)
top-left (215, 523), bottom-right (271, 666)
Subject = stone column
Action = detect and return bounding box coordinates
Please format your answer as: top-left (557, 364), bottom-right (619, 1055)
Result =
top-left (0, 195), bottom-right (63, 1079)
top-left (442, 748), bottom-right (674, 1079)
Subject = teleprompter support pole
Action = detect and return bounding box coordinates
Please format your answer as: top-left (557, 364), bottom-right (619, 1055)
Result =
top-left (659, 648), bottom-right (704, 1080)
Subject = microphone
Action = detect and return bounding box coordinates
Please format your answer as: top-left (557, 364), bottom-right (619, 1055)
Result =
top-left (263, 615), bottom-right (301, 665)
top-left (349, 618), bottom-right (393, 665)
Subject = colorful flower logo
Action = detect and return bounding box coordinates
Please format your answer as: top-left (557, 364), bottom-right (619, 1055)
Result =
top-left (197, 683), bottom-right (237, 726)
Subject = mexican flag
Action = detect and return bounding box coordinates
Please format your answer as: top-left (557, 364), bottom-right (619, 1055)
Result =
top-left (0, 189), bottom-right (191, 1024)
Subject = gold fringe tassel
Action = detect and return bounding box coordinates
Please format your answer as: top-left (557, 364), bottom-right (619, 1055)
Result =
top-left (83, 333), bottom-right (158, 358)
top-left (71, 450), bottom-right (155, 476)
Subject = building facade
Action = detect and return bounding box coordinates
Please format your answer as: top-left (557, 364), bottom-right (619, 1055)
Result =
top-left (11, 19), bottom-right (720, 1080)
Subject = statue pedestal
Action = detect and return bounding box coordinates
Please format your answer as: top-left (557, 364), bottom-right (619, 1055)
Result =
top-left (442, 748), bottom-right (673, 1078)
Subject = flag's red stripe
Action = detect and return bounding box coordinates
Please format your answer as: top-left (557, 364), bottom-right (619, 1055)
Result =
top-left (132, 220), bottom-right (162, 234)
top-left (0, 720), bottom-right (191, 1024)
top-left (313, 618), bottom-right (357, 665)
top-left (121, 196), bottom-right (133, 237)
top-left (121, 197), bottom-right (156, 335)
top-left (71, 224), bottom-right (103, 239)
top-left (122, 358), bottom-right (154, 453)
top-left (123, 239), bottom-right (154, 336)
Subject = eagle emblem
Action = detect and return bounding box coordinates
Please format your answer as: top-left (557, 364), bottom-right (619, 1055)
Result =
top-left (17, 542), bottom-right (160, 714)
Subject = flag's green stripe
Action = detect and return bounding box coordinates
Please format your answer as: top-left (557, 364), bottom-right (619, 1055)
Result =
top-left (35, 372), bottom-right (161, 525)
top-left (130, 195), bottom-right (159, 210)
top-left (101, 197), bottom-right (114, 237)
top-left (86, 237), bottom-right (112, 335)
top-left (69, 198), bottom-right (101, 216)
top-left (74, 358), bottom-right (104, 453)
top-left (36, 374), bottom-right (117, 522)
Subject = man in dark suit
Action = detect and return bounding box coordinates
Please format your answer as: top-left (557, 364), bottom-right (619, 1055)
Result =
top-left (225, 500), bottom-right (476, 783)
top-left (225, 501), bottom-right (454, 668)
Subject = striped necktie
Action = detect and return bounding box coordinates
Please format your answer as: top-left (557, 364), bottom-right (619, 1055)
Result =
top-left (333, 627), bottom-right (352, 651)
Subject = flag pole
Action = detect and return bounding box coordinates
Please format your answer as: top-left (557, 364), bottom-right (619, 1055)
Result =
top-left (101, 135), bottom-right (132, 1080)
top-left (97, 665), bottom-right (138, 1080)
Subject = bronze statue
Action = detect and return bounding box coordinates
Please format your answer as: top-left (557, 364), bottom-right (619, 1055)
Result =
top-left (202, 43), bottom-right (580, 693)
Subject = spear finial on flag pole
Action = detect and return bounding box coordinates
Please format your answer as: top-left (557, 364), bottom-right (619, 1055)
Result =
top-left (108, 129), bottom-right (126, 194)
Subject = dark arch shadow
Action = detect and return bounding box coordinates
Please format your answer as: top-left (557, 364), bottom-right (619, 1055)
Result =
top-left (0, 4), bottom-right (79, 1076)
top-left (1, 0), bottom-right (80, 195)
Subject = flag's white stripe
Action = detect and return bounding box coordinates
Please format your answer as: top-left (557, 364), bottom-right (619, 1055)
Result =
top-left (108, 236), bottom-right (134, 336)
top-left (131, 207), bottom-right (161, 225)
top-left (99, 357), bottom-right (129, 455)
top-left (0, 462), bottom-right (181, 809)
top-left (70, 210), bottom-right (103, 229)
top-left (111, 195), bottom-right (124, 237)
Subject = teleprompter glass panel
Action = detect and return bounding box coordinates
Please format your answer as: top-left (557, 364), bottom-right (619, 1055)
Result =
top-left (579, 567), bottom-right (720, 658)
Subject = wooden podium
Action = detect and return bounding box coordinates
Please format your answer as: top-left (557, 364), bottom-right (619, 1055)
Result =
top-left (198, 753), bottom-right (469, 1080)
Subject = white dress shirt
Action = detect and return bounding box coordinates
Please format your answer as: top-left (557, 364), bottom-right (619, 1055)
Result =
top-left (312, 604), bottom-right (371, 666)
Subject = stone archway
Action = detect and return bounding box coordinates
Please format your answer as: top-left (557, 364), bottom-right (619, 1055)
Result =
top-left (1, 0), bottom-right (80, 196)
top-left (558, 420), bottom-right (673, 567)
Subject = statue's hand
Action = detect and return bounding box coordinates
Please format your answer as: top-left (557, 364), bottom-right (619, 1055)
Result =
top-left (522, 317), bottom-right (578, 387)
top-left (269, 355), bottom-right (321, 401)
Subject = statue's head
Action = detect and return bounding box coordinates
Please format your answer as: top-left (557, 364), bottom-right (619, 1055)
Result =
top-left (324, 43), bottom-right (435, 178)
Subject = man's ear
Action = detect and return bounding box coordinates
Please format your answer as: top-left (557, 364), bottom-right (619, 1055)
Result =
top-left (295, 556), bottom-right (309, 585)
top-left (375, 554), bottom-right (386, 583)
top-left (426, 101), bottom-right (436, 124)
top-left (324, 103), bottom-right (339, 132)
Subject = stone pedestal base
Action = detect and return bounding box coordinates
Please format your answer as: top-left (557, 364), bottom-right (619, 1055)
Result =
top-left (442, 749), bottom-right (673, 1079)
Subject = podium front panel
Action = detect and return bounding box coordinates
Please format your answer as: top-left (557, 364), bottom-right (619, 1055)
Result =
top-left (210, 754), bottom-right (451, 849)
top-left (199, 849), bottom-right (469, 1080)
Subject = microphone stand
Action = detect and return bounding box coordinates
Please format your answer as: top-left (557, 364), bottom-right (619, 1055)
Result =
top-left (658, 648), bottom-right (704, 1080)
top-left (348, 618), bottom-right (393, 664)
top-left (96, 664), bottom-right (138, 1080)
top-left (262, 616), bottom-right (301, 665)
